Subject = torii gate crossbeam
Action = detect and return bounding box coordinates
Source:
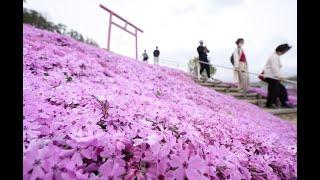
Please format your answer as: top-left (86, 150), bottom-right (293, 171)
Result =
top-left (99, 4), bottom-right (143, 59)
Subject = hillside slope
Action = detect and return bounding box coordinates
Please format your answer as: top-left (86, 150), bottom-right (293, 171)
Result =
top-left (23, 24), bottom-right (296, 180)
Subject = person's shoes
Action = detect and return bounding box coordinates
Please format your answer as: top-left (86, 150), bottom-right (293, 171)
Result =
top-left (281, 104), bottom-right (294, 108)
top-left (206, 78), bottom-right (214, 83)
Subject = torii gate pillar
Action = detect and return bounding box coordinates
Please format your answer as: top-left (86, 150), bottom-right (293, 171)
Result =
top-left (100, 4), bottom-right (143, 59)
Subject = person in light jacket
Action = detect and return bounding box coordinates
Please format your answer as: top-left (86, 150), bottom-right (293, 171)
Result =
top-left (233, 38), bottom-right (249, 92)
top-left (263, 43), bottom-right (292, 108)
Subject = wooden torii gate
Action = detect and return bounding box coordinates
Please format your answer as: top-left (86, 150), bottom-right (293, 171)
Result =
top-left (99, 4), bottom-right (143, 59)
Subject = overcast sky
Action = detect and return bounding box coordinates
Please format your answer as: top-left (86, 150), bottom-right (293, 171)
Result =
top-left (24, 0), bottom-right (297, 82)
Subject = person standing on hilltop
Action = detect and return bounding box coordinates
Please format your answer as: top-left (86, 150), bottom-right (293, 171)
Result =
top-left (262, 43), bottom-right (293, 108)
top-left (232, 38), bottom-right (249, 92)
top-left (153, 46), bottom-right (160, 65)
top-left (197, 40), bottom-right (214, 82)
top-left (141, 50), bottom-right (149, 62)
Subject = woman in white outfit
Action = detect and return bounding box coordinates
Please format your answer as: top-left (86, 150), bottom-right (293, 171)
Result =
top-left (233, 38), bottom-right (249, 92)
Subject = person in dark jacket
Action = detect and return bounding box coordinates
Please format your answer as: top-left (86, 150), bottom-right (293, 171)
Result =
top-left (197, 40), bottom-right (213, 82)
top-left (153, 46), bottom-right (160, 65)
top-left (141, 50), bottom-right (149, 62)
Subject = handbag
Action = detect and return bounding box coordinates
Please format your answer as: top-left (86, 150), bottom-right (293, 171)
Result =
top-left (258, 71), bottom-right (265, 81)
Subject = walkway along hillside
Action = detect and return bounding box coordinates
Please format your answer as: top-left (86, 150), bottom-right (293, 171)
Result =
top-left (192, 77), bottom-right (297, 122)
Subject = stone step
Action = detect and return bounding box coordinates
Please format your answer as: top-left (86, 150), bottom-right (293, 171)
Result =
top-left (192, 77), bottom-right (224, 83)
top-left (245, 99), bottom-right (267, 105)
top-left (263, 108), bottom-right (297, 115)
top-left (211, 87), bottom-right (238, 92)
top-left (195, 79), bottom-right (233, 88)
top-left (226, 92), bottom-right (259, 98)
top-left (226, 88), bottom-right (241, 92)
top-left (245, 99), bottom-right (259, 104)
top-left (214, 83), bottom-right (232, 88)
top-left (277, 113), bottom-right (297, 122)
top-left (197, 82), bottom-right (217, 87)
top-left (212, 87), bottom-right (227, 92)
top-left (197, 82), bottom-right (232, 88)
top-left (240, 96), bottom-right (261, 100)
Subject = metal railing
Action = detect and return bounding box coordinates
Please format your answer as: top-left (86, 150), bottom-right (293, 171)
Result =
top-left (195, 60), bottom-right (297, 84)
top-left (161, 59), bottom-right (180, 68)
top-left (143, 59), bottom-right (180, 68)
top-left (144, 57), bottom-right (297, 85)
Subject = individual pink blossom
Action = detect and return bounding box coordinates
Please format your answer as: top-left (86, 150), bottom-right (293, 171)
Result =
top-left (169, 149), bottom-right (207, 179)
top-left (98, 160), bottom-right (125, 179)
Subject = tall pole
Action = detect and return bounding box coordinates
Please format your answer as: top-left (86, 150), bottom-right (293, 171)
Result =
top-left (107, 13), bottom-right (112, 51)
top-left (135, 29), bottom-right (138, 59)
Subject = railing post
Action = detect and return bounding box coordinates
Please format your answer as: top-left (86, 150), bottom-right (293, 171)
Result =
top-left (197, 60), bottom-right (201, 81)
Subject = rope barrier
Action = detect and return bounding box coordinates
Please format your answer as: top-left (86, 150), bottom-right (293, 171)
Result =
top-left (159, 59), bottom-right (180, 68)
top-left (196, 60), bottom-right (297, 84)
top-left (146, 58), bottom-right (297, 85)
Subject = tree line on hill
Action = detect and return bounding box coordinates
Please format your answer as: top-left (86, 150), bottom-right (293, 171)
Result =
top-left (23, 7), bottom-right (99, 47)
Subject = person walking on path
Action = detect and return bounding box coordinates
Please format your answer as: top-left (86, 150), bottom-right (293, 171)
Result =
top-left (197, 40), bottom-right (214, 82)
top-left (153, 46), bottom-right (160, 65)
top-left (232, 38), bottom-right (249, 92)
top-left (262, 43), bottom-right (292, 108)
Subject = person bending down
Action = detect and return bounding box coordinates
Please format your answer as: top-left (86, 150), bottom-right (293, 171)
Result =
top-left (262, 44), bottom-right (293, 108)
